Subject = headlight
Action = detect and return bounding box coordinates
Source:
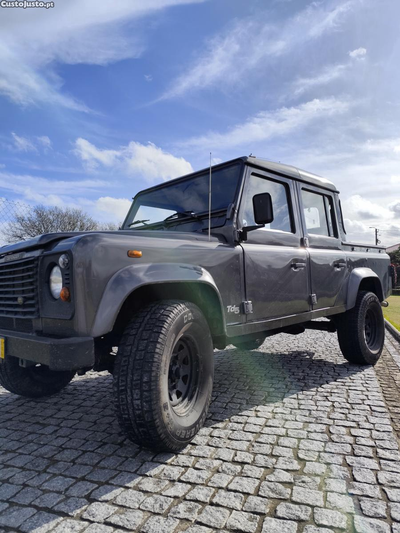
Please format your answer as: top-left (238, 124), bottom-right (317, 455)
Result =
top-left (49, 266), bottom-right (63, 299)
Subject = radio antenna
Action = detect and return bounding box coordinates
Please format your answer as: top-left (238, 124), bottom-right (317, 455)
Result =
top-left (208, 152), bottom-right (212, 242)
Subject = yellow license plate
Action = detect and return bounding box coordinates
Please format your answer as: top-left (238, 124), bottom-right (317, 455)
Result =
top-left (0, 338), bottom-right (4, 359)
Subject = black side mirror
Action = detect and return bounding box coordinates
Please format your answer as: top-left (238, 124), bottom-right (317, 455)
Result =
top-left (239, 192), bottom-right (274, 242)
top-left (253, 192), bottom-right (274, 225)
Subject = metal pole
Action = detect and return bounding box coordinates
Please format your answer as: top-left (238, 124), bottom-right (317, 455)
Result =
top-left (208, 153), bottom-right (212, 242)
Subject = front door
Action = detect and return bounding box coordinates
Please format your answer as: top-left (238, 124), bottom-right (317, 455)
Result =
top-left (297, 184), bottom-right (348, 310)
top-left (239, 169), bottom-right (310, 323)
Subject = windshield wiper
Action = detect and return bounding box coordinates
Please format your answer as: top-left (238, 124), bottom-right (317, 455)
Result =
top-left (163, 211), bottom-right (199, 223)
top-left (128, 219), bottom-right (150, 227)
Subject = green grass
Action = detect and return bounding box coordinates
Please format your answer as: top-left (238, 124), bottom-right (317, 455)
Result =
top-left (383, 295), bottom-right (400, 331)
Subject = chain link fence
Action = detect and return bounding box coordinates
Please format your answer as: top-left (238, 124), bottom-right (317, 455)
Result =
top-left (0, 198), bottom-right (33, 246)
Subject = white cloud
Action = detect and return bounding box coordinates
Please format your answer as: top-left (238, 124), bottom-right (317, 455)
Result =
top-left (291, 63), bottom-right (348, 98)
top-left (389, 201), bottom-right (400, 216)
top-left (349, 47), bottom-right (367, 59)
top-left (0, 0), bottom-right (206, 110)
top-left (36, 136), bottom-right (52, 150)
top-left (182, 97), bottom-right (350, 150)
top-left (161, 0), bottom-right (361, 99)
top-left (342, 194), bottom-right (391, 221)
top-left (11, 132), bottom-right (37, 153)
top-left (0, 171), bottom-right (105, 202)
top-left (74, 138), bottom-right (193, 181)
top-left (74, 138), bottom-right (120, 170)
top-left (96, 197), bottom-right (132, 220)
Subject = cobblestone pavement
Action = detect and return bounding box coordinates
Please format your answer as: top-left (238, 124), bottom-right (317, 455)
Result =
top-left (2, 330), bottom-right (400, 533)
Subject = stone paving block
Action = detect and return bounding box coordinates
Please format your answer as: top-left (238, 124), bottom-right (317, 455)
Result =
top-left (0, 506), bottom-right (36, 528)
top-left (261, 517), bottom-right (298, 532)
top-left (360, 498), bottom-right (387, 519)
top-left (19, 511), bottom-right (62, 533)
top-left (140, 494), bottom-right (174, 514)
top-left (259, 481), bottom-right (291, 499)
top-left (276, 502), bottom-right (311, 521)
top-left (353, 515), bottom-right (390, 533)
top-left (292, 486), bottom-right (324, 507)
top-left (53, 497), bottom-right (89, 517)
top-left (114, 489), bottom-right (146, 508)
top-left (228, 476), bottom-right (259, 494)
top-left (106, 510), bottom-right (145, 530)
top-left (243, 495), bottom-right (270, 514)
top-left (81, 502), bottom-right (116, 522)
top-left (314, 508), bottom-right (347, 530)
top-left (197, 505), bottom-right (231, 529)
top-left (169, 501), bottom-right (202, 521)
top-left (226, 510), bottom-right (259, 533)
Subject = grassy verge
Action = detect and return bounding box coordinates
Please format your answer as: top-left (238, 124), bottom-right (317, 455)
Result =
top-left (383, 295), bottom-right (400, 331)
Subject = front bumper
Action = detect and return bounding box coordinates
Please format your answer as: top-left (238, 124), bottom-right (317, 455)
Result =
top-left (0, 329), bottom-right (94, 371)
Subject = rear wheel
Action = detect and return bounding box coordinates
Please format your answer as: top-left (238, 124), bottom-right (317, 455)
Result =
top-left (0, 356), bottom-right (75, 398)
top-left (113, 300), bottom-right (214, 452)
top-left (336, 291), bottom-right (385, 365)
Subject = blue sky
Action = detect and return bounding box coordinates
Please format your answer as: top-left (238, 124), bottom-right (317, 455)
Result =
top-left (0, 0), bottom-right (399, 245)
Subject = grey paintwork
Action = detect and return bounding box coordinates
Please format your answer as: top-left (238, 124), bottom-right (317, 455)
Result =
top-left (0, 156), bottom-right (391, 365)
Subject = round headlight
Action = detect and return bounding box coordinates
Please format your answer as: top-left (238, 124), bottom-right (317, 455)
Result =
top-left (49, 266), bottom-right (63, 299)
top-left (58, 254), bottom-right (69, 269)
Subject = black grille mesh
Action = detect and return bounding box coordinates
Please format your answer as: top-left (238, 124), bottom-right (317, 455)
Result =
top-left (0, 257), bottom-right (39, 318)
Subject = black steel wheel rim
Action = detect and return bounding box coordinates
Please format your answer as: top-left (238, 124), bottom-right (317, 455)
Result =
top-left (168, 337), bottom-right (199, 414)
top-left (364, 308), bottom-right (378, 349)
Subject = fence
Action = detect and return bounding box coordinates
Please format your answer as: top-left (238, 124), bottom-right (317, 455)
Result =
top-left (0, 198), bottom-right (33, 246)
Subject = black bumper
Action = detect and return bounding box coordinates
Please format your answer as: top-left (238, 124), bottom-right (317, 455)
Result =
top-left (0, 329), bottom-right (94, 371)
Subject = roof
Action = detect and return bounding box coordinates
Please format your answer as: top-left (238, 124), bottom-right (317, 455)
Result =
top-left (242, 156), bottom-right (338, 192)
top-left (386, 243), bottom-right (400, 253)
top-left (136, 155), bottom-right (338, 198)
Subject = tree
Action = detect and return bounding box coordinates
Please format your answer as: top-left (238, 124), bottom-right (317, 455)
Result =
top-left (389, 247), bottom-right (400, 265)
top-left (5, 205), bottom-right (100, 243)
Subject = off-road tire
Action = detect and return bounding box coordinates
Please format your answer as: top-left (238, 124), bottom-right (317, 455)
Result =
top-left (0, 356), bottom-right (75, 398)
top-left (113, 300), bottom-right (214, 452)
top-left (336, 291), bottom-right (385, 365)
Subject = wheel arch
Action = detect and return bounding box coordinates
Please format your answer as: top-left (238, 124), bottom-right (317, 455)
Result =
top-left (346, 267), bottom-right (384, 310)
top-left (90, 263), bottom-right (226, 344)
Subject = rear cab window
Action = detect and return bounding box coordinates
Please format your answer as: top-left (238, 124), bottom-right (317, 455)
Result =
top-left (301, 188), bottom-right (338, 238)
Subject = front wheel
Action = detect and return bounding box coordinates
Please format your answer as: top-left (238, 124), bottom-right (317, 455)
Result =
top-left (336, 291), bottom-right (385, 365)
top-left (0, 357), bottom-right (75, 398)
top-left (113, 300), bottom-right (214, 452)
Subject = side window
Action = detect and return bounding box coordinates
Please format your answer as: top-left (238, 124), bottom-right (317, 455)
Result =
top-left (301, 189), bottom-right (337, 237)
top-left (242, 174), bottom-right (293, 233)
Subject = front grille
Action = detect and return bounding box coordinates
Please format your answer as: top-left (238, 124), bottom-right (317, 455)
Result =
top-left (0, 257), bottom-right (39, 318)
top-left (0, 317), bottom-right (34, 333)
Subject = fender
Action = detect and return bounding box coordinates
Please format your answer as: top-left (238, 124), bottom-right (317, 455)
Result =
top-left (346, 267), bottom-right (384, 310)
top-left (90, 262), bottom-right (225, 338)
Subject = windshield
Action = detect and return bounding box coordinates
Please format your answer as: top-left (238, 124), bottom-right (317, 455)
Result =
top-left (123, 163), bottom-right (242, 229)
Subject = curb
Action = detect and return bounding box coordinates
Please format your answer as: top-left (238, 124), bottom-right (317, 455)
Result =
top-left (385, 319), bottom-right (400, 344)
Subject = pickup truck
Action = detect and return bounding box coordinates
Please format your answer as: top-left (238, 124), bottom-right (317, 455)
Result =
top-left (0, 156), bottom-right (391, 451)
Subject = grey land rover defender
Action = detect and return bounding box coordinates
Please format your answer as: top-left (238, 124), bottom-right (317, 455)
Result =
top-left (0, 157), bottom-right (391, 451)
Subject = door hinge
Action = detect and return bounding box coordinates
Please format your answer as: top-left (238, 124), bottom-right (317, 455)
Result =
top-left (310, 294), bottom-right (317, 305)
top-left (303, 237), bottom-right (310, 248)
top-left (243, 301), bottom-right (253, 314)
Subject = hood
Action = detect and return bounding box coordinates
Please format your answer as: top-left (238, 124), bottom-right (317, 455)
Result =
top-left (0, 229), bottom-right (221, 256)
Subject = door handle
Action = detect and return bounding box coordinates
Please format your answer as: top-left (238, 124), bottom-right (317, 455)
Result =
top-left (334, 261), bottom-right (346, 269)
top-left (291, 262), bottom-right (306, 270)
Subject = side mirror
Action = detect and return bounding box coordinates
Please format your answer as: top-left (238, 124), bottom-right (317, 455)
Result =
top-left (253, 192), bottom-right (274, 225)
top-left (239, 192), bottom-right (274, 242)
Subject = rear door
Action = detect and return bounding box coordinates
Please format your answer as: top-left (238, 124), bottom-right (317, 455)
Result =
top-left (297, 184), bottom-right (348, 309)
top-left (239, 169), bottom-right (310, 323)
